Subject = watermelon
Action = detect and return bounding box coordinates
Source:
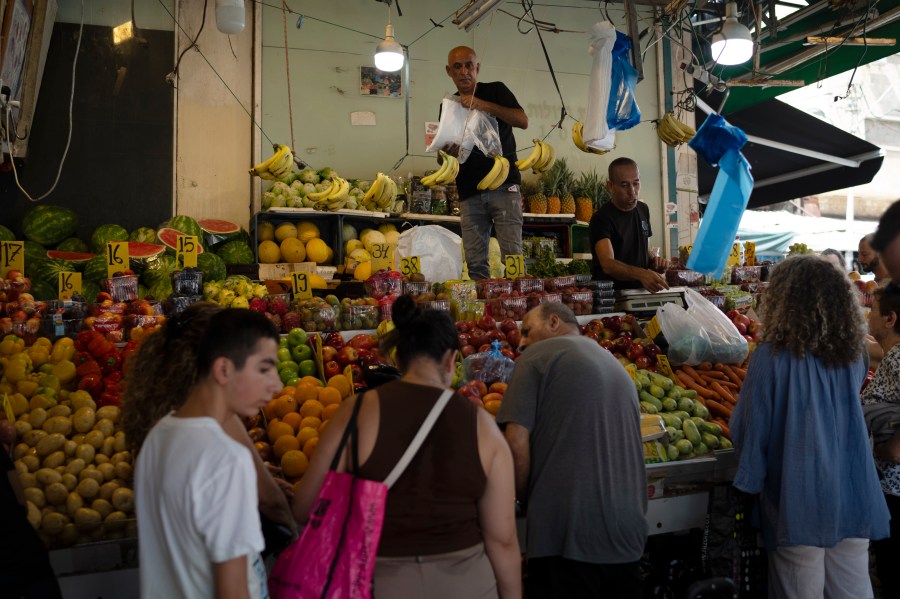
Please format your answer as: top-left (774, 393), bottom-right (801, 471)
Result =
top-left (24, 257), bottom-right (47, 282)
top-left (157, 228), bottom-right (205, 255)
top-left (216, 241), bottom-right (254, 265)
top-left (90, 224), bottom-right (129, 253)
top-left (0, 224), bottom-right (14, 241)
top-left (29, 280), bottom-right (56, 301)
top-left (82, 280), bottom-right (101, 302)
top-left (83, 255), bottom-right (109, 283)
top-left (56, 237), bottom-right (90, 253)
top-left (137, 284), bottom-right (149, 299)
top-left (23, 240), bottom-right (47, 263)
top-left (197, 252), bottom-right (227, 282)
top-left (141, 254), bottom-right (177, 288)
top-left (129, 227), bottom-right (158, 244)
top-left (148, 278), bottom-right (174, 300)
top-left (166, 215), bottom-right (205, 246)
top-left (31, 259), bottom-right (76, 288)
top-left (198, 219), bottom-right (240, 235)
top-left (21, 205), bottom-right (79, 246)
top-left (46, 250), bottom-right (94, 263)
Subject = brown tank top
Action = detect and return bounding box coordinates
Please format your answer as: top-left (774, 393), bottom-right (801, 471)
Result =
top-left (357, 380), bottom-right (487, 557)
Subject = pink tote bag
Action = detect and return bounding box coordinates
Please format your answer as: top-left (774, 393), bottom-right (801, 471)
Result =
top-left (269, 389), bottom-right (453, 599)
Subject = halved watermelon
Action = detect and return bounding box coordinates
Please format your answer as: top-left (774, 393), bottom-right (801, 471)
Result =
top-left (128, 241), bottom-right (166, 259)
top-left (198, 219), bottom-right (240, 235)
top-left (46, 250), bottom-right (95, 263)
top-left (157, 228), bottom-right (205, 254)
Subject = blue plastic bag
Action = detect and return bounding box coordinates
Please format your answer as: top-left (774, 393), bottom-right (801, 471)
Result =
top-left (607, 32), bottom-right (641, 131)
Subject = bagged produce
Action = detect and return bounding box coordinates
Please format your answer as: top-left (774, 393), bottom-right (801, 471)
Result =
top-left (395, 225), bottom-right (463, 283)
top-left (462, 341), bottom-right (515, 387)
top-left (656, 302), bottom-right (709, 366)
top-left (425, 95), bottom-right (502, 163)
top-left (684, 288), bottom-right (748, 365)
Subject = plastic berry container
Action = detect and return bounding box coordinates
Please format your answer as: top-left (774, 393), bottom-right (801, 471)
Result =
top-left (295, 299), bottom-right (337, 332)
top-left (428, 300), bottom-right (451, 312)
top-left (339, 305), bottom-right (379, 331)
top-left (513, 277), bottom-right (544, 293)
top-left (164, 294), bottom-right (204, 315)
top-left (171, 269), bottom-right (204, 295)
top-left (101, 275), bottom-right (139, 302)
top-left (487, 297), bottom-right (527, 321)
top-left (456, 299), bottom-right (486, 322)
top-left (476, 279), bottom-right (513, 300)
top-left (544, 275), bottom-right (576, 292)
top-left (562, 291), bottom-right (593, 316)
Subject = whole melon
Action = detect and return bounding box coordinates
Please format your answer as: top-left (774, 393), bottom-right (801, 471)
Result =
top-left (21, 205), bottom-right (79, 246)
top-left (83, 255), bottom-right (109, 283)
top-left (342, 223), bottom-right (358, 241)
top-left (31, 259), bottom-right (76, 288)
top-left (0, 224), bottom-right (15, 241)
top-left (23, 240), bottom-right (47, 263)
top-left (56, 237), bottom-right (90, 253)
top-left (362, 230), bottom-right (386, 253)
top-left (384, 231), bottom-right (400, 246)
top-left (258, 240), bottom-right (282, 264)
top-left (141, 254), bottom-right (177, 288)
top-left (90, 224), bottom-right (129, 253)
top-left (297, 222), bottom-right (320, 244)
top-left (280, 238), bottom-right (306, 263)
top-left (217, 241), bottom-right (254, 265)
top-left (167, 215), bottom-right (204, 243)
top-left (148, 278), bottom-right (174, 301)
top-left (345, 239), bottom-right (363, 254)
top-left (197, 253), bottom-right (227, 282)
top-left (377, 223), bottom-right (397, 235)
top-left (258, 222), bottom-right (275, 242)
top-left (29, 280), bottom-right (56, 301)
top-left (128, 227), bottom-right (158, 244)
top-left (274, 223), bottom-right (297, 243)
top-left (305, 239), bottom-right (329, 264)
top-left (82, 280), bottom-right (101, 302)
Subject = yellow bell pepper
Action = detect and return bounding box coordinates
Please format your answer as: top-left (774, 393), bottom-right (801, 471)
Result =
top-left (4, 360), bottom-right (29, 383)
top-left (32, 337), bottom-right (52, 350)
top-left (0, 336), bottom-right (23, 356)
top-left (16, 379), bottom-right (39, 398)
top-left (50, 338), bottom-right (75, 363)
top-left (51, 360), bottom-right (76, 385)
top-left (25, 345), bottom-right (49, 369)
top-left (38, 374), bottom-right (61, 394)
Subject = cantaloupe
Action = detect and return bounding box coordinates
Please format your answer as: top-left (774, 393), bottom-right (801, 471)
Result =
top-left (305, 239), bottom-right (329, 264)
top-left (258, 241), bottom-right (281, 264)
top-left (280, 238), bottom-right (306, 263)
top-left (275, 223), bottom-right (298, 243)
top-left (297, 222), bottom-right (320, 244)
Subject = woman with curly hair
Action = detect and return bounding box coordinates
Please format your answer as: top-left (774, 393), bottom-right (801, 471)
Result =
top-left (123, 302), bottom-right (295, 536)
top-left (731, 254), bottom-right (890, 599)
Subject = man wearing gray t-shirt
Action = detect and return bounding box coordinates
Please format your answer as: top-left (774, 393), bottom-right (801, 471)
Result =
top-left (497, 303), bottom-right (647, 598)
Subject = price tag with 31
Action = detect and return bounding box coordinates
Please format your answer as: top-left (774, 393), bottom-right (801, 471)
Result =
top-left (58, 272), bottom-right (82, 300)
top-left (291, 272), bottom-right (312, 300)
top-left (504, 254), bottom-right (525, 279)
top-left (744, 241), bottom-right (756, 266)
top-left (176, 235), bottom-right (200, 269)
top-left (0, 240), bottom-right (24, 277)
top-left (106, 241), bottom-right (130, 278)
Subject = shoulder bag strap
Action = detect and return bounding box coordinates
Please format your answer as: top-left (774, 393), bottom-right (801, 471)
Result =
top-left (383, 388), bottom-right (454, 489)
top-left (328, 391), bottom-right (365, 472)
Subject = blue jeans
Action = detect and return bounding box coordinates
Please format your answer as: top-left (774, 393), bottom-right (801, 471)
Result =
top-left (459, 188), bottom-right (523, 281)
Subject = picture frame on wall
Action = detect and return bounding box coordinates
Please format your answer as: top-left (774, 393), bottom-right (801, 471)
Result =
top-left (359, 66), bottom-right (402, 98)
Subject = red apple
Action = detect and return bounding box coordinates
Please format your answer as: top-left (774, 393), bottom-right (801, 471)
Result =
top-left (459, 381), bottom-right (485, 404)
top-left (478, 343), bottom-right (492, 353)
top-left (599, 340), bottom-right (614, 351)
top-left (616, 331), bottom-right (633, 341)
top-left (634, 356), bottom-right (652, 369)
top-left (477, 314), bottom-right (496, 331)
top-left (324, 332), bottom-right (345, 350)
top-left (455, 321), bottom-right (471, 334)
top-left (583, 331), bottom-right (599, 342)
top-left (613, 337), bottom-right (632, 352)
top-left (626, 344), bottom-right (645, 361)
top-left (336, 346), bottom-right (359, 367)
top-left (734, 321), bottom-right (748, 335)
top-left (458, 333), bottom-right (471, 348)
top-left (500, 348), bottom-right (516, 361)
top-left (600, 329), bottom-right (616, 341)
top-left (726, 310), bottom-right (740, 320)
top-left (322, 346), bottom-right (338, 363)
top-left (349, 364), bottom-right (364, 384)
top-left (734, 314), bottom-right (752, 328)
top-left (324, 360), bottom-right (342, 378)
top-left (506, 329), bottom-right (522, 349)
top-left (471, 380), bottom-right (488, 397)
top-left (348, 334), bottom-right (376, 351)
top-left (461, 344), bottom-right (477, 357)
top-left (499, 318), bottom-right (518, 334)
top-left (470, 329), bottom-right (490, 348)
top-left (645, 344), bottom-right (661, 358)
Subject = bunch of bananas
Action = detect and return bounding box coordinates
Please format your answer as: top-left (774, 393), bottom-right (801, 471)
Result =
top-left (250, 144), bottom-right (294, 180)
top-left (306, 176), bottom-right (354, 211)
top-left (360, 172), bottom-right (398, 212)
top-left (477, 154), bottom-right (511, 191)
top-left (420, 151), bottom-right (459, 188)
top-left (515, 140), bottom-right (554, 173)
top-left (572, 121), bottom-right (612, 155)
top-left (656, 112), bottom-right (696, 148)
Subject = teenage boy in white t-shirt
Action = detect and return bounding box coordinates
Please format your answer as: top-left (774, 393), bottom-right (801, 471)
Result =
top-left (135, 309), bottom-right (283, 599)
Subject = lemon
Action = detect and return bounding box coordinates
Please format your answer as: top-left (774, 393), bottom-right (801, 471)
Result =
top-left (258, 240), bottom-right (281, 264)
top-left (258, 221), bottom-right (276, 242)
top-left (280, 237), bottom-right (306, 263)
top-left (275, 222), bottom-right (298, 242)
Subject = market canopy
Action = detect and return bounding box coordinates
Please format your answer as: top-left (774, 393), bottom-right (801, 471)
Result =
top-left (696, 98), bottom-right (884, 210)
top-left (736, 209), bottom-right (879, 253)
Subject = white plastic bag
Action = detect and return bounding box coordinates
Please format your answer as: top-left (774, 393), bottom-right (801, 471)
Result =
top-left (684, 288), bottom-right (749, 364)
top-left (583, 21), bottom-right (617, 151)
top-left (656, 302), bottom-right (710, 366)
top-left (426, 95), bottom-right (502, 163)
top-left (395, 225), bottom-right (463, 283)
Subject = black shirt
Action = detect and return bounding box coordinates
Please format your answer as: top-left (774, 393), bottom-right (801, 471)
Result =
top-left (589, 200), bottom-right (652, 289)
top-left (445, 81), bottom-right (522, 200)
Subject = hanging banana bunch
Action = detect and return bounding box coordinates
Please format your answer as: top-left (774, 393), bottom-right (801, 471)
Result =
top-left (420, 151), bottom-right (460, 188)
top-left (515, 140), bottom-right (555, 173)
top-left (572, 121), bottom-right (613, 155)
top-left (477, 154), bottom-right (511, 191)
top-left (249, 144), bottom-right (295, 180)
top-left (656, 112), bottom-right (696, 148)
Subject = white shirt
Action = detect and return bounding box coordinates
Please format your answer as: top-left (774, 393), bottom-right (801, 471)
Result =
top-left (135, 414), bottom-right (267, 599)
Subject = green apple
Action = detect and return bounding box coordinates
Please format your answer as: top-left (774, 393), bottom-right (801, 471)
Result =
top-left (277, 360), bottom-right (299, 373)
top-left (287, 328), bottom-right (308, 347)
top-left (285, 377), bottom-right (300, 387)
top-left (278, 337), bottom-right (290, 349)
top-left (291, 344), bottom-right (313, 363)
top-left (277, 347), bottom-right (293, 363)
top-left (298, 359), bottom-right (318, 378)
top-left (279, 365), bottom-right (299, 385)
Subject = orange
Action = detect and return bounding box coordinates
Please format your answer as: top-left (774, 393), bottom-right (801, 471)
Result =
top-left (318, 420), bottom-right (330, 434)
top-left (322, 403), bottom-right (340, 421)
top-left (262, 400), bottom-right (279, 422)
top-left (280, 386), bottom-right (296, 399)
top-left (294, 382), bottom-right (319, 403)
top-left (267, 420), bottom-right (294, 443)
top-left (300, 376), bottom-right (323, 388)
top-left (272, 396), bottom-right (298, 418)
top-left (300, 399), bottom-right (325, 419)
top-left (483, 400), bottom-right (502, 415)
top-left (282, 412), bottom-right (303, 433)
top-left (273, 435), bottom-right (300, 459)
top-left (300, 416), bottom-right (322, 430)
top-left (326, 375), bottom-right (352, 399)
top-left (317, 387), bottom-right (342, 408)
top-left (296, 426), bottom-right (319, 447)
top-left (302, 437), bottom-right (319, 459)
top-left (281, 450), bottom-right (309, 478)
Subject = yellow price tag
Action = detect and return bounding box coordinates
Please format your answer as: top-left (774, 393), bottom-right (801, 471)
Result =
top-left (291, 272), bottom-right (312, 300)
top-left (106, 241), bottom-right (130, 277)
top-left (176, 235), bottom-right (200, 269)
top-left (504, 254), bottom-right (526, 279)
top-left (656, 355), bottom-right (676, 380)
top-left (58, 272), bottom-right (82, 300)
top-left (400, 256), bottom-right (421, 277)
top-left (624, 363), bottom-right (638, 382)
top-left (727, 242), bottom-right (741, 266)
top-left (371, 243), bottom-right (391, 272)
top-left (645, 316), bottom-right (661, 341)
top-left (1, 393), bottom-right (14, 423)
top-left (744, 241), bottom-right (756, 266)
top-left (0, 240), bottom-right (24, 277)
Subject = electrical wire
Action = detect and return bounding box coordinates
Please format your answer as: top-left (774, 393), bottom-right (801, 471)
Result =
top-left (9, 0), bottom-right (83, 202)
top-left (166, 0), bottom-right (209, 85)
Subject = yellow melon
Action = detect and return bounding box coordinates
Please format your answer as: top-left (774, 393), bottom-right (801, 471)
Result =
top-left (325, 246), bottom-right (334, 264)
top-left (305, 238), bottom-right (330, 264)
top-left (349, 248), bottom-right (371, 263)
top-left (280, 237), bottom-right (306, 263)
top-left (308, 273), bottom-right (328, 289)
top-left (297, 222), bottom-right (321, 244)
top-left (378, 223), bottom-right (397, 235)
top-left (362, 230), bottom-right (387, 253)
top-left (258, 240), bottom-right (281, 264)
top-left (275, 223), bottom-right (298, 243)
top-left (354, 261), bottom-right (372, 281)
top-left (258, 221), bottom-right (275, 242)
top-left (345, 239), bottom-right (363, 254)
top-left (384, 231), bottom-right (400, 246)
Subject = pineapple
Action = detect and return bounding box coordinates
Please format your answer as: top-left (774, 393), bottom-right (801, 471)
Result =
top-left (544, 168), bottom-right (561, 215)
top-left (555, 158), bottom-right (576, 215)
top-left (523, 181), bottom-right (547, 214)
top-left (575, 170), bottom-right (599, 222)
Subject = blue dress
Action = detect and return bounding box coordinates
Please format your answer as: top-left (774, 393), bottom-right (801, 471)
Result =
top-left (731, 343), bottom-right (890, 550)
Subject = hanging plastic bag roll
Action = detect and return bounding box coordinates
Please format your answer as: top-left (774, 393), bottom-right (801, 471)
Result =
top-left (606, 31), bottom-right (642, 131)
top-left (425, 95), bottom-right (502, 163)
top-left (583, 22), bottom-right (617, 150)
top-left (686, 114), bottom-right (754, 278)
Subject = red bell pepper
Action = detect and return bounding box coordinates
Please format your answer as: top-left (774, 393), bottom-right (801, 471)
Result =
top-left (75, 330), bottom-right (96, 352)
top-left (76, 359), bottom-right (102, 379)
top-left (99, 350), bottom-right (122, 375)
top-left (77, 374), bottom-right (103, 398)
top-left (98, 390), bottom-right (121, 407)
top-left (88, 334), bottom-right (114, 359)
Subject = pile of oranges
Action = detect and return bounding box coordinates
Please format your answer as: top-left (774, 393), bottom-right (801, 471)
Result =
top-left (261, 374), bottom-right (353, 489)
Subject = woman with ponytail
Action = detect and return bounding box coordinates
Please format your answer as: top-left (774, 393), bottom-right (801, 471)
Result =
top-left (293, 294), bottom-right (521, 599)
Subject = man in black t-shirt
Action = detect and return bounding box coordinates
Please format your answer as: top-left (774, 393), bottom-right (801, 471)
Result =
top-left (442, 46), bottom-right (529, 281)
top-left (589, 158), bottom-right (668, 292)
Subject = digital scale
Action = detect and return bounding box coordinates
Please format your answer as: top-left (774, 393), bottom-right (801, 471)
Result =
top-left (615, 286), bottom-right (690, 316)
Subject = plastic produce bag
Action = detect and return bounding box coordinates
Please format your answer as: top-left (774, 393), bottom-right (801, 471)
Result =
top-left (655, 302), bottom-right (710, 366)
top-left (607, 31), bottom-right (641, 131)
top-left (425, 95), bottom-right (502, 163)
top-left (461, 341), bottom-right (515, 386)
top-left (395, 225), bottom-right (463, 283)
top-left (684, 288), bottom-right (748, 364)
top-left (583, 22), bottom-right (617, 150)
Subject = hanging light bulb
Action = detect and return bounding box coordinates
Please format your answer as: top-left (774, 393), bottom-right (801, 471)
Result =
top-left (216, 0), bottom-right (245, 35)
top-left (710, 1), bottom-right (753, 65)
top-left (374, 7), bottom-right (404, 72)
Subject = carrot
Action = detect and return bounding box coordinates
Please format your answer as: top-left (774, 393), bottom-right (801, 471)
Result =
top-left (711, 381), bottom-right (737, 405)
top-left (711, 380), bottom-right (738, 390)
top-left (676, 370), bottom-right (717, 400)
top-left (732, 366), bottom-right (747, 381)
top-left (706, 399), bottom-right (733, 418)
top-left (681, 365), bottom-right (704, 383)
top-left (717, 363), bottom-right (743, 387)
top-left (712, 418), bottom-right (731, 438)
top-left (698, 361), bottom-right (714, 371)
top-left (701, 370), bottom-right (729, 381)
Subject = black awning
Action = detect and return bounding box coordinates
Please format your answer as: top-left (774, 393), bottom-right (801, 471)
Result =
top-left (696, 98), bottom-right (884, 210)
